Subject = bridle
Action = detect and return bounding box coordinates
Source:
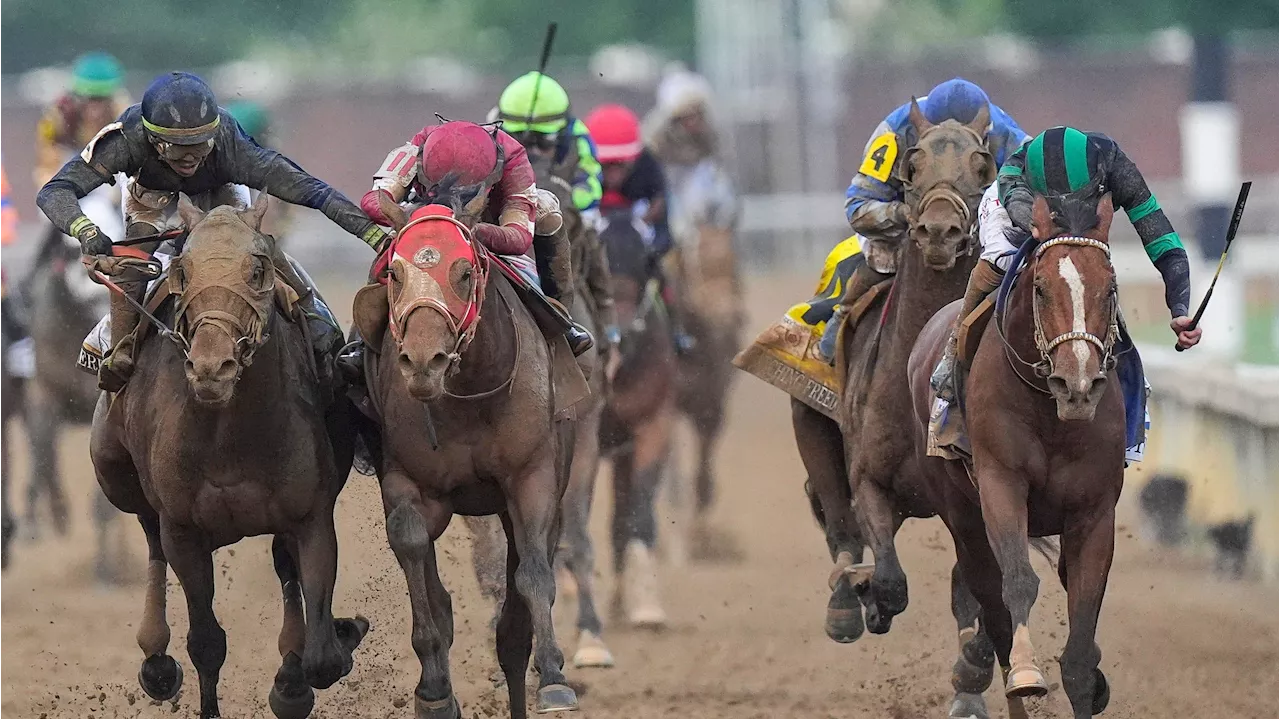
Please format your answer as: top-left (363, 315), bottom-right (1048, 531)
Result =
top-left (170, 252), bottom-right (275, 376)
top-left (997, 235), bottom-right (1120, 394)
top-left (901, 121), bottom-right (990, 251)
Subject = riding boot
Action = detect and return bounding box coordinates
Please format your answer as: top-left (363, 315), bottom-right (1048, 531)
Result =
top-left (533, 231), bottom-right (595, 356)
top-left (817, 261), bottom-right (894, 364)
top-left (271, 247), bottom-right (343, 386)
top-left (931, 259), bottom-right (1004, 402)
top-left (99, 281), bottom-right (144, 393)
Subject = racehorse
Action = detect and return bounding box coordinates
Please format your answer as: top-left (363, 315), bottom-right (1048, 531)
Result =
top-left (463, 157), bottom-right (618, 669)
top-left (90, 195), bottom-right (367, 719)
top-left (801, 101), bottom-right (994, 644)
top-left (351, 189), bottom-right (581, 718)
top-left (598, 206), bottom-right (678, 628)
top-left (908, 194), bottom-right (1122, 719)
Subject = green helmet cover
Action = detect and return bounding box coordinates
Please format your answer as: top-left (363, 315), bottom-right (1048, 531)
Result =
top-left (72, 52), bottom-right (124, 98)
top-left (498, 71), bottom-right (570, 134)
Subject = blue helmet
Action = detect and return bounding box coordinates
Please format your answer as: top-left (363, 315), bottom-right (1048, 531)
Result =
top-left (141, 72), bottom-right (221, 145)
top-left (920, 78), bottom-right (990, 125)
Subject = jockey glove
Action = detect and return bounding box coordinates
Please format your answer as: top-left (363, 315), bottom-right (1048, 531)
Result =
top-left (73, 218), bottom-right (112, 256)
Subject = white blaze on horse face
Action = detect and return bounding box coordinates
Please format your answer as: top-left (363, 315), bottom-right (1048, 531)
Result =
top-left (1057, 256), bottom-right (1090, 377)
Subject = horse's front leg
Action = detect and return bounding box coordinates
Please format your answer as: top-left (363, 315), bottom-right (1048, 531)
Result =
top-left (382, 469), bottom-right (459, 719)
top-left (1059, 502), bottom-right (1117, 718)
top-left (848, 469), bottom-right (906, 634)
top-left (975, 462), bottom-right (1048, 700)
top-left (160, 522), bottom-right (226, 719)
top-left (506, 448), bottom-right (578, 715)
top-left (267, 535), bottom-right (314, 719)
top-left (136, 511), bottom-right (183, 703)
top-left (792, 399), bottom-right (866, 643)
top-left (561, 402), bottom-right (613, 668)
top-left (296, 510), bottom-right (368, 692)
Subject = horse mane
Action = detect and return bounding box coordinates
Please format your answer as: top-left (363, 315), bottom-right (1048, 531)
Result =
top-left (1045, 194), bottom-right (1101, 236)
top-left (600, 209), bottom-right (649, 283)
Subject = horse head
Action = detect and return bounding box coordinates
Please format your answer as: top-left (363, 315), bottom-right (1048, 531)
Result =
top-left (171, 192), bottom-right (276, 407)
top-left (353, 192), bottom-right (487, 402)
top-left (1027, 192), bottom-right (1118, 421)
top-left (898, 98), bottom-right (995, 270)
top-left (599, 207), bottom-right (655, 355)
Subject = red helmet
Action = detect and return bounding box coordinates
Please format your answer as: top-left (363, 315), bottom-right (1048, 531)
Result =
top-left (419, 121), bottom-right (504, 188)
top-left (584, 104), bottom-right (643, 163)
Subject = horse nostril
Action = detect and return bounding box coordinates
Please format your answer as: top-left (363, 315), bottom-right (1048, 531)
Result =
top-left (397, 352), bottom-right (414, 375)
top-left (213, 359), bottom-right (238, 383)
top-left (426, 352), bottom-right (451, 374)
top-left (1045, 375), bottom-right (1068, 397)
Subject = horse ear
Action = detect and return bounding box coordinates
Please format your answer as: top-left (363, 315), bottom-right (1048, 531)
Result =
top-left (177, 194), bottom-right (206, 230)
top-left (907, 97), bottom-right (932, 136)
top-left (1095, 193), bottom-right (1114, 241)
top-left (239, 190), bottom-right (270, 231)
top-left (352, 283), bottom-right (390, 350)
top-left (377, 190), bottom-right (409, 231)
top-left (1031, 195), bottom-right (1054, 241)
top-left (967, 102), bottom-right (991, 138)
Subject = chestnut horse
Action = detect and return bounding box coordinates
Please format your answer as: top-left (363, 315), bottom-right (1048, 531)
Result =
top-left (351, 191), bottom-right (579, 718)
top-left (90, 195), bottom-right (367, 719)
top-left (908, 194), bottom-right (1123, 719)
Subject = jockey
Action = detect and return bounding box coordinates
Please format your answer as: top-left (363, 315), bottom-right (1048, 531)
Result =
top-left (815, 77), bottom-right (1028, 362)
top-left (36, 71), bottom-right (388, 392)
top-left (646, 69), bottom-right (724, 169)
top-left (496, 72), bottom-right (604, 231)
top-left (34, 52), bottom-right (132, 188)
top-left (357, 119), bottom-right (595, 356)
top-left (930, 126), bottom-right (1201, 400)
top-left (584, 103), bottom-right (695, 354)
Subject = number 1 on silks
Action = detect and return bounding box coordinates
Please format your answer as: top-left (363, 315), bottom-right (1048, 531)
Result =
top-left (1175, 181), bottom-right (1251, 352)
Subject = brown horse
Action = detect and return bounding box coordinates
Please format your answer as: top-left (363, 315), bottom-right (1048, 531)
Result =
top-left (813, 100), bottom-right (994, 640)
top-left (599, 207), bottom-right (678, 628)
top-left (669, 222), bottom-right (746, 560)
top-left (908, 195), bottom-right (1122, 719)
top-left (351, 191), bottom-right (580, 718)
top-left (464, 161), bottom-right (618, 669)
top-left (90, 195), bottom-right (367, 719)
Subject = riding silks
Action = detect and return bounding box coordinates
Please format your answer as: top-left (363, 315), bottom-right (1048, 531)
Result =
top-left (732, 235), bottom-right (864, 419)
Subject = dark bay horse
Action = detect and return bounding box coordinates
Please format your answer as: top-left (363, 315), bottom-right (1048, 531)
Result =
top-left (909, 195), bottom-right (1122, 719)
top-left (599, 207), bottom-right (678, 628)
top-left (352, 192), bottom-right (580, 718)
top-left (90, 195), bottom-right (367, 719)
top-left (463, 162), bottom-right (618, 669)
top-left (806, 100), bottom-right (994, 646)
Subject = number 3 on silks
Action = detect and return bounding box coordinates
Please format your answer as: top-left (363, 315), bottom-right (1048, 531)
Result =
top-left (858, 132), bottom-right (899, 183)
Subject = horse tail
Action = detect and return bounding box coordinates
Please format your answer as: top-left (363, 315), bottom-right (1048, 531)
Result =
top-left (1030, 535), bottom-right (1060, 572)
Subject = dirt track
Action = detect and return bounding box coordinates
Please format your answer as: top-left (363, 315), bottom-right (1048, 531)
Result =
top-left (3, 272), bottom-right (1276, 719)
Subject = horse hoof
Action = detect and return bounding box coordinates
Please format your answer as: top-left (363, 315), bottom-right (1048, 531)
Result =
top-left (1004, 665), bottom-right (1049, 699)
top-left (1091, 667), bottom-right (1110, 714)
top-left (863, 601), bottom-right (893, 635)
top-left (334, 615), bottom-right (371, 655)
top-left (138, 653), bottom-right (183, 701)
top-left (572, 631), bottom-right (615, 668)
top-left (269, 683), bottom-right (316, 719)
top-left (415, 694), bottom-right (461, 719)
top-left (948, 692), bottom-right (990, 719)
top-left (952, 641), bottom-right (995, 694)
top-left (535, 683), bottom-right (579, 713)
top-left (825, 575), bottom-right (865, 643)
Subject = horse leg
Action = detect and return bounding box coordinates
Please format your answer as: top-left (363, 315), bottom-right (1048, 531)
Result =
top-left (1058, 506), bottom-right (1116, 718)
top-left (562, 408), bottom-right (613, 668)
top-left (506, 452), bottom-right (578, 714)
top-left (792, 400), bottom-right (865, 642)
top-left (383, 473), bottom-right (458, 719)
top-left (944, 509), bottom-right (1012, 719)
top-left (618, 408), bottom-right (670, 628)
top-left (1, 413), bottom-right (14, 570)
top-left (296, 513), bottom-right (368, 691)
top-left (849, 476), bottom-right (906, 634)
top-left (23, 390), bottom-right (61, 538)
top-left (135, 511), bottom-right (183, 702)
top-left (268, 535), bottom-right (314, 719)
top-left (463, 514), bottom-right (508, 628)
top-left (609, 449), bottom-right (635, 622)
top-left (496, 511), bottom-right (534, 719)
top-left (160, 523), bottom-right (226, 719)
top-left (978, 468), bottom-right (1047, 699)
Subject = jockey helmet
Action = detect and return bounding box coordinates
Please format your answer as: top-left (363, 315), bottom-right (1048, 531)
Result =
top-left (584, 104), bottom-right (643, 163)
top-left (418, 121), bottom-right (505, 197)
top-left (72, 52), bottom-right (124, 98)
top-left (920, 78), bottom-right (990, 125)
top-left (498, 72), bottom-right (570, 135)
top-left (141, 72), bottom-right (221, 145)
top-left (226, 100), bottom-right (269, 141)
top-left (1023, 126), bottom-right (1106, 196)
